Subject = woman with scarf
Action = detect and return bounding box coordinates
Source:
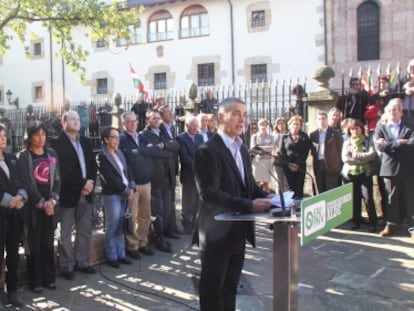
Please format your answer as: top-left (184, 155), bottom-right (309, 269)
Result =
top-left (341, 120), bottom-right (378, 232)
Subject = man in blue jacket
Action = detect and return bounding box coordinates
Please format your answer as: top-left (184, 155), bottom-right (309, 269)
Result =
top-left (119, 112), bottom-right (156, 258)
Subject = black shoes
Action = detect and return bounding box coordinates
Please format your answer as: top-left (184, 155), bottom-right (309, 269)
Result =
top-left (75, 266), bottom-right (97, 274)
top-left (139, 245), bottom-right (155, 256)
top-left (164, 231), bottom-right (180, 239)
top-left (43, 282), bottom-right (57, 290)
top-left (8, 292), bottom-right (23, 307)
top-left (126, 249), bottom-right (141, 260)
top-left (108, 260), bottom-right (120, 268)
top-left (31, 286), bottom-right (43, 294)
top-left (61, 271), bottom-right (76, 281)
top-left (118, 257), bottom-right (132, 265)
top-left (154, 239), bottom-right (173, 253)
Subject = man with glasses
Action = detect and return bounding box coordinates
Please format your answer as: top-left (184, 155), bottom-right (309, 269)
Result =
top-left (50, 110), bottom-right (98, 280)
top-left (119, 112), bottom-right (156, 259)
top-left (140, 110), bottom-right (179, 253)
top-left (337, 77), bottom-right (370, 122)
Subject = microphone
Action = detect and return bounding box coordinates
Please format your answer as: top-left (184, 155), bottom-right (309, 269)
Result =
top-left (250, 145), bottom-right (289, 216)
top-left (253, 145), bottom-right (319, 197)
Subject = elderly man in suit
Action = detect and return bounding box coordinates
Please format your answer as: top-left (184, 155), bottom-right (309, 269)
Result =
top-left (193, 97), bottom-right (272, 311)
top-left (310, 112), bottom-right (343, 193)
top-left (375, 98), bottom-right (414, 237)
top-left (50, 110), bottom-right (98, 280)
top-left (141, 110), bottom-right (179, 253)
top-left (176, 115), bottom-right (204, 234)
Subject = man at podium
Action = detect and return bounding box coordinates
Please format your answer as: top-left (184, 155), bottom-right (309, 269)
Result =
top-left (193, 97), bottom-right (272, 311)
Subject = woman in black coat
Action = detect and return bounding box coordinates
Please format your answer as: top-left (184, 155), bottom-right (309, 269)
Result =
top-left (279, 115), bottom-right (312, 198)
top-left (0, 124), bottom-right (28, 308)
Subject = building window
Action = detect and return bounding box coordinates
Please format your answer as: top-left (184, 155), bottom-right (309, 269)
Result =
top-left (33, 42), bottom-right (42, 56)
top-left (30, 39), bottom-right (44, 58)
top-left (34, 85), bottom-right (44, 100)
top-left (154, 73), bottom-right (167, 90)
top-left (180, 5), bottom-right (209, 38)
top-left (97, 78), bottom-right (108, 94)
top-left (252, 10), bottom-right (265, 28)
top-left (117, 24), bottom-right (143, 46)
top-left (148, 10), bottom-right (174, 43)
top-left (96, 38), bottom-right (106, 48)
top-left (197, 63), bottom-right (215, 86)
top-left (357, 1), bottom-right (380, 61)
top-left (251, 64), bottom-right (267, 83)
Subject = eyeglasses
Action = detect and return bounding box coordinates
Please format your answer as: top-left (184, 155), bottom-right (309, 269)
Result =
top-left (126, 120), bottom-right (138, 124)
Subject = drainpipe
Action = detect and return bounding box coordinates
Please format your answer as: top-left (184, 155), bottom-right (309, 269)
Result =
top-left (227, 0), bottom-right (235, 84)
top-left (61, 41), bottom-right (66, 107)
top-left (49, 29), bottom-right (54, 110)
top-left (323, 0), bottom-right (328, 65)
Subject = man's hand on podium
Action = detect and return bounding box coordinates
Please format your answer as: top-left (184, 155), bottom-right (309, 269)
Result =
top-left (250, 198), bottom-right (272, 213)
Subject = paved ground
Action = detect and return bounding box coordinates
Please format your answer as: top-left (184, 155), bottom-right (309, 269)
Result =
top-left (5, 218), bottom-right (413, 311)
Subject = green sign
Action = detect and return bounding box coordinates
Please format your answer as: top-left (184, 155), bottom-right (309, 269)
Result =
top-left (301, 183), bottom-right (353, 245)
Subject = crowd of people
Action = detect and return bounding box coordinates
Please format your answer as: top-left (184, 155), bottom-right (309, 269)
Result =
top-left (250, 62), bottom-right (414, 240)
top-left (1, 62), bottom-right (414, 310)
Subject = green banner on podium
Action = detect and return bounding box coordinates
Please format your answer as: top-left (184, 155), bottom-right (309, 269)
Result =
top-left (301, 183), bottom-right (353, 245)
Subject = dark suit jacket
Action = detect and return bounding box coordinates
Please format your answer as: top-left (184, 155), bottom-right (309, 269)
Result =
top-left (193, 133), bottom-right (267, 252)
top-left (176, 132), bottom-right (203, 184)
top-left (310, 127), bottom-right (343, 175)
top-left (374, 118), bottom-right (414, 177)
top-left (160, 122), bottom-right (179, 178)
top-left (140, 127), bottom-right (179, 187)
top-left (96, 147), bottom-right (135, 196)
top-left (0, 153), bottom-right (27, 208)
top-left (50, 132), bottom-right (97, 207)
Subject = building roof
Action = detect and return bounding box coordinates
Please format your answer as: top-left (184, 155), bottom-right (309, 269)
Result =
top-left (127, 0), bottom-right (188, 8)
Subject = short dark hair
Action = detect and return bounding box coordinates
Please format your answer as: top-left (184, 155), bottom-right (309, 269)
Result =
top-left (101, 127), bottom-right (119, 144)
top-left (26, 121), bottom-right (48, 148)
top-left (218, 97), bottom-right (245, 114)
top-left (349, 77), bottom-right (360, 87)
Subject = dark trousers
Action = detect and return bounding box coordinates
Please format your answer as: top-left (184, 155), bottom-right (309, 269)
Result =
top-left (199, 246), bottom-right (245, 311)
top-left (284, 167), bottom-right (305, 198)
top-left (27, 212), bottom-right (56, 288)
top-left (314, 160), bottom-right (340, 193)
top-left (181, 181), bottom-right (199, 232)
top-left (344, 174), bottom-right (377, 227)
top-left (0, 210), bottom-right (22, 293)
top-left (166, 177), bottom-right (178, 233)
top-left (151, 182), bottom-right (172, 239)
top-left (383, 171), bottom-right (414, 225)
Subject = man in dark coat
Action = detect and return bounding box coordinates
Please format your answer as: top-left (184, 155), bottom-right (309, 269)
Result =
top-left (309, 112), bottom-right (343, 193)
top-left (374, 98), bottom-right (414, 236)
top-left (50, 110), bottom-right (98, 280)
top-left (176, 115), bottom-right (204, 234)
top-left (193, 97), bottom-right (272, 311)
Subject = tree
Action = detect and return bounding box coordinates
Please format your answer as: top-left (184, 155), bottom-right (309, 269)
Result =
top-left (0, 0), bottom-right (143, 82)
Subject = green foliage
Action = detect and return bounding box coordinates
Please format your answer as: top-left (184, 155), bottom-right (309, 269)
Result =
top-left (0, 0), bottom-right (143, 82)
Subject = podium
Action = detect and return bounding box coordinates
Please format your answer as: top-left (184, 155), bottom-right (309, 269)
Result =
top-left (215, 211), bottom-right (300, 311)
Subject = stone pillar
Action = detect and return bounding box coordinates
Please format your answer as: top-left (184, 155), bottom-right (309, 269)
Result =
top-left (184, 83), bottom-right (200, 115)
top-left (112, 93), bottom-right (124, 131)
top-left (303, 65), bottom-right (339, 133)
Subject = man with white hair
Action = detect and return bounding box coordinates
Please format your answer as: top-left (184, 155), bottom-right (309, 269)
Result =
top-left (375, 98), bottom-right (414, 236)
top-left (197, 113), bottom-right (214, 143)
top-left (176, 116), bottom-right (204, 233)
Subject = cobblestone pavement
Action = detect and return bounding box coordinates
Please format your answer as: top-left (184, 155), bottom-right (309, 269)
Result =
top-left (7, 217), bottom-right (413, 310)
